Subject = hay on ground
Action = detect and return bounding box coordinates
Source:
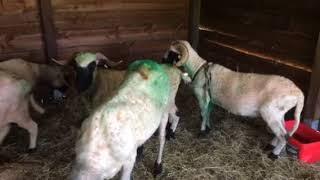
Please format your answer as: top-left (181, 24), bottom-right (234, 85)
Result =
top-left (0, 85), bottom-right (319, 180)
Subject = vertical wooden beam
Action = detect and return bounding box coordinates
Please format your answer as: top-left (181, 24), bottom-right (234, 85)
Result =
top-left (188, 0), bottom-right (201, 50)
top-left (305, 32), bottom-right (320, 130)
top-left (38, 0), bottom-right (57, 62)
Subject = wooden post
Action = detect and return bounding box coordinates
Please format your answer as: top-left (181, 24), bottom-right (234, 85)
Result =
top-left (38, 0), bottom-right (57, 62)
top-left (304, 32), bottom-right (320, 130)
top-left (188, 0), bottom-right (201, 50)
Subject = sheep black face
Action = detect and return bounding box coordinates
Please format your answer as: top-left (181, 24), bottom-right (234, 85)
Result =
top-left (162, 50), bottom-right (180, 64)
top-left (75, 61), bottom-right (97, 92)
top-left (73, 52), bottom-right (123, 93)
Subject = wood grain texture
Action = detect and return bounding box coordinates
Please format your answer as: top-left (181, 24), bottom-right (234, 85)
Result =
top-left (0, 0), bottom-right (189, 63)
top-left (198, 39), bottom-right (311, 94)
top-left (52, 0), bottom-right (189, 64)
top-left (201, 0), bottom-right (319, 70)
top-left (200, 0), bottom-right (320, 120)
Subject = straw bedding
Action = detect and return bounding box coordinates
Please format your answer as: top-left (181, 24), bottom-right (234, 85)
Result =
top-left (0, 85), bottom-right (319, 180)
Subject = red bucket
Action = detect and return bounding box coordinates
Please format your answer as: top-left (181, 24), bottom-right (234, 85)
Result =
top-left (285, 120), bottom-right (320, 164)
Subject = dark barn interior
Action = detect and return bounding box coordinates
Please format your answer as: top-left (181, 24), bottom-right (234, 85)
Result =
top-left (0, 0), bottom-right (320, 179)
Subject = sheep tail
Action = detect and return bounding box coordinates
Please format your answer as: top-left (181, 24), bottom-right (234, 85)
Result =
top-left (289, 93), bottom-right (304, 136)
top-left (30, 93), bottom-right (45, 114)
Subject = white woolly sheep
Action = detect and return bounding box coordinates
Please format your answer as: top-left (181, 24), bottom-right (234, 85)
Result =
top-left (0, 59), bottom-right (66, 151)
top-left (165, 40), bottom-right (305, 158)
top-left (71, 60), bottom-right (188, 180)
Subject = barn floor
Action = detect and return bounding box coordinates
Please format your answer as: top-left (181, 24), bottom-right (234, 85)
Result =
top-left (0, 85), bottom-right (319, 180)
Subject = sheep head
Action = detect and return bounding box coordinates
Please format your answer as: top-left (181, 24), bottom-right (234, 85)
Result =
top-left (163, 40), bottom-right (207, 80)
top-left (73, 52), bottom-right (122, 92)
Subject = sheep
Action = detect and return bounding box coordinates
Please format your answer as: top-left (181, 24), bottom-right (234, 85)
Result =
top-left (164, 40), bottom-right (305, 158)
top-left (52, 52), bottom-right (125, 108)
top-left (0, 59), bottom-right (67, 151)
top-left (0, 58), bottom-right (67, 89)
top-left (70, 52), bottom-right (190, 145)
top-left (71, 60), bottom-right (188, 180)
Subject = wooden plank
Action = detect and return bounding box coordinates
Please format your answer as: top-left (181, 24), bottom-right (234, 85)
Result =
top-left (52, 2), bottom-right (185, 12)
top-left (198, 39), bottom-right (310, 93)
top-left (0, 11), bottom-right (39, 26)
top-left (199, 28), bottom-right (314, 72)
top-left (0, 23), bottom-right (40, 34)
top-left (56, 39), bottom-right (174, 68)
top-left (55, 19), bottom-right (185, 32)
top-left (202, 0), bottom-right (320, 17)
top-left (201, 3), bottom-right (320, 37)
top-left (38, 0), bottom-right (57, 62)
top-left (0, 0), bottom-right (38, 14)
top-left (53, 10), bottom-right (185, 26)
top-left (188, 0), bottom-right (201, 49)
top-left (0, 33), bottom-right (42, 53)
top-left (0, 50), bottom-right (45, 63)
top-left (52, 0), bottom-right (186, 8)
top-left (305, 33), bottom-right (320, 129)
top-left (56, 27), bottom-right (187, 48)
top-left (57, 43), bottom-right (129, 63)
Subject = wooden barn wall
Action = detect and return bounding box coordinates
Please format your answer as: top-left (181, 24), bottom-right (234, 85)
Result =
top-left (0, 0), bottom-right (189, 65)
top-left (0, 0), bottom-right (44, 62)
top-left (199, 0), bottom-right (320, 93)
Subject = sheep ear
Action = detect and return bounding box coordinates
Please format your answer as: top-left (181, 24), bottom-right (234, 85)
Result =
top-left (95, 52), bottom-right (123, 67)
top-left (51, 58), bottom-right (69, 66)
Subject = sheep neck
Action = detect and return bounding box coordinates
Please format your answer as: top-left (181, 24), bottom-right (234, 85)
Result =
top-left (183, 56), bottom-right (207, 79)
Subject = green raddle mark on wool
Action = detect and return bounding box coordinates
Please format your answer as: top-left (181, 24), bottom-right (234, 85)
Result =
top-left (126, 59), bottom-right (170, 107)
top-left (205, 101), bottom-right (214, 128)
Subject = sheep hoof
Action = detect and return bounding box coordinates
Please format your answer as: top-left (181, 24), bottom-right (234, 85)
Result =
top-left (268, 153), bottom-right (279, 160)
top-left (153, 161), bottom-right (163, 177)
top-left (198, 128), bottom-right (211, 138)
top-left (136, 146), bottom-right (144, 161)
top-left (27, 147), bottom-right (37, 154)
top-left (263, 144), bottom-right (275, 151)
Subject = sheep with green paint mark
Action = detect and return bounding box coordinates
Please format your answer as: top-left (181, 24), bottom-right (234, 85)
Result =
top-left (71, 60), bottom-right (187, 180)
top-left (165, 40), bottom-right (304, 159)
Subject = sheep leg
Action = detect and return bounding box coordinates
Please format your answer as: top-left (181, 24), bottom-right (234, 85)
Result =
top-left (264, 137), bottom-right (279, 151)
top-left (0, 125), bottom-right (10, 145)
top-left (166, 114), bottom-right (180, 140)
top-left (265, 117), bottom-right (285, 151)
top-left (121, 152), bottom-right (137, 180)
top-left (273, 136), bottom-right (287, 155)
top-left (170, 113), bottom-right (179, 132)
top-left (153, 113), bottom-right (169, 177)
top-left (166, 106), bottom-right (179, 140)
top-left (271, 137), bottom-right (279, 147)
top-left (169, 105), bottom-right (179, 132)
top-left (17, 118), bottom-right (38, 151)
top-left (261, 106), bottom-right (287, 159)
top-left (194, 87), bottom-right (212, 136)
